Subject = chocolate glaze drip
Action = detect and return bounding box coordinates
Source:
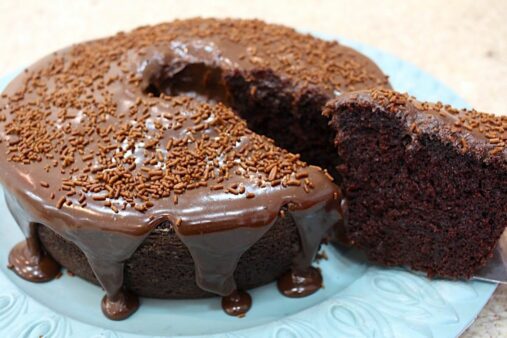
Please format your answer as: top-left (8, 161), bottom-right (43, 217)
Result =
top-left (277, 266), bottom-right (323, 298)
top-left (290, 199), bottom-right (343, 269)
top-left (221, 290), bottom-right (252, 317)
top-left (6, 199), bottom-right (61, 283)
top-left (1, 21), bottom-right (346, 319)
top-left (101, 288), bottom-right (140, 320)
top-left (4, 186), bottom-right (149, 320)
top-left (178, 224), bottom-right (271, 295)
top-left (8, 236), bottom-right (61, 283)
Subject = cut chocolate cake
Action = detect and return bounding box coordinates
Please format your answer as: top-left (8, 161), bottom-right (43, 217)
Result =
top-left (0, 18), bottom-right (389, 320)
top-left (324, 89), bottom-right (507, 278)
top-left (2, 16), bottom-right (504, 326)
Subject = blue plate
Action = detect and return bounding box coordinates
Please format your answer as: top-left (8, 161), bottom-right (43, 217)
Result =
top-left (0, 33), bottom-right (497, 338)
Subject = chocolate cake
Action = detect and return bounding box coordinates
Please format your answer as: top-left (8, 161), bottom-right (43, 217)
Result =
top-left (324, 89), bottom-right (507, 278)
top-left (0, 18), bottom-right (389, 320)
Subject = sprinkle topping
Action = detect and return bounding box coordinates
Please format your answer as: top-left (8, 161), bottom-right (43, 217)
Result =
top-left (0, 18), bottom-right (377, 214)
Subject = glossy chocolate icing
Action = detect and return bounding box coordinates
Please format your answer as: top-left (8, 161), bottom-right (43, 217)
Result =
top-left (221, 290), bottom-right (252, 317)
top-left (277, 266), bottom-right (323, 298)
top-left (0, 19), bottom-right (346, 319)
top-left (7, 225), bottom-right (61, 283)
top-left (101, 288), bottom-right (140, 321)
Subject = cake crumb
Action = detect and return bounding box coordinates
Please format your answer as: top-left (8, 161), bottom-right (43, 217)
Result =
top-left (316, 250), bottom-right (328, 261)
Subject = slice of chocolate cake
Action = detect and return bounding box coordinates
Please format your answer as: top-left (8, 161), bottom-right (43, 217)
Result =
top-left (324, 89), bottom-right (507, 278)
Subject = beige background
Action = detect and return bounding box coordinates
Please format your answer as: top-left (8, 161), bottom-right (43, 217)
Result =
top-left (0, 0), bottom-right (505, 336)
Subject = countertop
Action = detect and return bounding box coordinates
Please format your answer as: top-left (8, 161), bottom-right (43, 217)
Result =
top-left (0, 0), bottom-right (505, 336)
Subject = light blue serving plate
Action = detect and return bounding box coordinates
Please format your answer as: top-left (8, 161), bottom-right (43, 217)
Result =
top-left (0, 32), bottom-right (498, 338)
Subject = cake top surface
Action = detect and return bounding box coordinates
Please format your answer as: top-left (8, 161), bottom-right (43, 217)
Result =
top-left (326, 88), bottom-right (507, 164)
top-left (129, 18), bottom-right (389, 92)
top-left (0, 18), bottom-right (352, 234)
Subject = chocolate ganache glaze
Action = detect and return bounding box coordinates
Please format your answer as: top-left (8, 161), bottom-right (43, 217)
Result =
top-left (0, 18), bottom-right (389, 319)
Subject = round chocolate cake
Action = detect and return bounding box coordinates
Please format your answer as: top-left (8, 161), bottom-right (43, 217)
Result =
top-left (0, 18), bottom-right (389, 320)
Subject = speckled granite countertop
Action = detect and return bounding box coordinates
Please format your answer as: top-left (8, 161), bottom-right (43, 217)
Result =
top-left (0, 1), bottom-right (505, 336)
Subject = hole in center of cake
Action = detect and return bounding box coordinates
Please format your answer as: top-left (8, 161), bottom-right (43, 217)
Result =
top-left (145, 63), bottom-right (230, 105)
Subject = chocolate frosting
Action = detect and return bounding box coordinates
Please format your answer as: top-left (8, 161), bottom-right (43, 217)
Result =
top-left (221, 290), bottom-right (252, 317)
top-left (101, 288), bottom-right (140, 321)
top-left (325, 89), bottom-right (507, 165)
top-left (0, 19), bottom-right (349, 318)
top-left (7, 225), bottom-right (61, 283)
top-left (277, 266), bottom-right (323, 298)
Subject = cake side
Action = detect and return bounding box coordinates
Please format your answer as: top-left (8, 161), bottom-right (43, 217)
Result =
top-left (324, 89), bottom-right (507, 278)
top-left (37, 208), bottom-right (301, 299)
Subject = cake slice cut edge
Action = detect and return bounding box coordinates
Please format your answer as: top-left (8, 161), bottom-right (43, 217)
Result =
top-left (324, 88), bottom-right (507, 279)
